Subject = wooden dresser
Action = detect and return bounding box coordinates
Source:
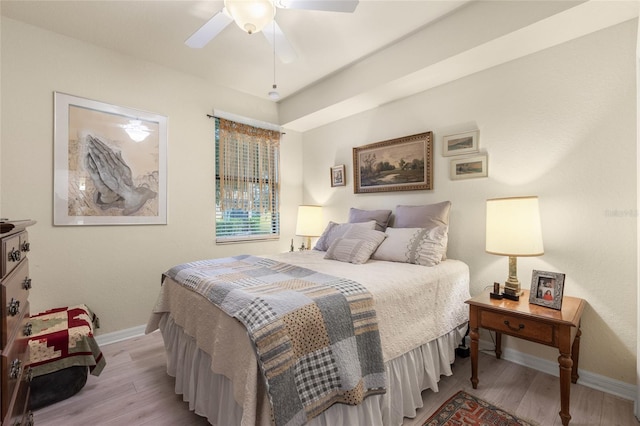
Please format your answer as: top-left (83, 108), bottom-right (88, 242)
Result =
top-left (0, 220), bottom-right (35, 426)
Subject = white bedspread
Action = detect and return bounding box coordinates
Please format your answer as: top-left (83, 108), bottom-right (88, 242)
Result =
top-left (146, 251), bottom-right (470, 425)
top-left (263, 251), bottom-right (470, 361)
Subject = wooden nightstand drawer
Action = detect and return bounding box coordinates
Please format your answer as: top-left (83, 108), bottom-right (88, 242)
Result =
top-left (480, 310), bottom-right (554, 345)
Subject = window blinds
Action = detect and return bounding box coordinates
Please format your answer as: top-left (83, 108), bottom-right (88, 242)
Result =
top-left (215, 117), bottom-right (280, 242)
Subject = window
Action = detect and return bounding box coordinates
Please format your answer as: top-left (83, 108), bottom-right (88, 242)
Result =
top-left (215, 117), bottom-right (280, 242)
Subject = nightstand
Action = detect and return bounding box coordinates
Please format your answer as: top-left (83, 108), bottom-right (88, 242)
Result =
top-left (466, 290), bottom-right (585, 426)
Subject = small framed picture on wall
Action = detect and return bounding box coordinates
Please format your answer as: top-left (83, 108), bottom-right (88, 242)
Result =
top-left (450, 154), bottom-right (488, 180)
top-left (442, 130), bottom-right (479, 157)
top-left (331, 164), bottom-right (346, 187)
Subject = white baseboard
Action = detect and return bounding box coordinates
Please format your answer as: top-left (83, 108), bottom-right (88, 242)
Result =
top-left (94, 328), bottom-right (636, 402)
top-left (94, 324), bottom-right (146, 347)
top-left (479, 339), bottom-right (636, 401)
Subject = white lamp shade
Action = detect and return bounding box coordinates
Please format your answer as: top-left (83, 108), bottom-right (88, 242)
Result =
top-left (224, 0), bottom-right (276, 34)
top-left (486, 196), bottom-right (544, 256)
top-left (295, 205), bottom-right (323, 237)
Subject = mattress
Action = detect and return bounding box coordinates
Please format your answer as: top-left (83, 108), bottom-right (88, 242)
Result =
top-left (146, 250), bottom-right (470, 425)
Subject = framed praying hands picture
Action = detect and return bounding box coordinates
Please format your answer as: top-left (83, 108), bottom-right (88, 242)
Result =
top-left (53, 92), bottom-right (167, 225)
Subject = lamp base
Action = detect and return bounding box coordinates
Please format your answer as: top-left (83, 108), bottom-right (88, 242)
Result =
top-left (502, 292), bottom-right (520, 301)
top-left (503, 281), bottom-right (522, 301)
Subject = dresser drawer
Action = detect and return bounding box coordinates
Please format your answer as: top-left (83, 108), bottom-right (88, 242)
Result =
top-left (1, 232), bottom-right (27, 280)
top-left (1, 260), bottom-right (31, 348)
top-left (5, 373), bottom-right (30, 426)
top-left (1, 327), bottom-right (30, 420)
top-left (480, 310), bottom-right (555, 345)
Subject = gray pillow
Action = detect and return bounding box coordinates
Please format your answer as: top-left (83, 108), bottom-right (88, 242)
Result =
top-left (348, 208), bottom-right (392, 231)
top-left (324, 227), bottom-right (387, 264)
top-left (313, 220), bottom-right (376, 251)
top-left (372, 226), bottom-right (448, 267)
top-left (394, 201), bottom-right (451, 228)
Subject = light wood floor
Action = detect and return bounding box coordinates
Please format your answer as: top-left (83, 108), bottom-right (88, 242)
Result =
top-left (33, 331), bottom-right (637, 426)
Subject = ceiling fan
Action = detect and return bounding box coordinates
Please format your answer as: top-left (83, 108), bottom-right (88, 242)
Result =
top-left (185, 0), bottom-right (359, 63)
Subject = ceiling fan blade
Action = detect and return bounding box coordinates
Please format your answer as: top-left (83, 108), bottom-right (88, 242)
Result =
top-left (263, 21), bottom-right (298, 64)
top-left (185, 9), bottom-right (233, 48)
top-left (275, 0), bottom-right (359, 13)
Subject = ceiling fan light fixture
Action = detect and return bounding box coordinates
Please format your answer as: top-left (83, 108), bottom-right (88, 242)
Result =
top-left (268, 84), bottom-right (280, 100)
top-left (224, 0), bottom-right (276, 35)
top-left (122, 119), bottom-right (150, 142)
top-left (274, 0), bottom-right (292, 8)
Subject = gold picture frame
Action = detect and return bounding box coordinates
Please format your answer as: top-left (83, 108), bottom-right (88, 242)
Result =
top-left (353, 131), bottom-right (433, 194)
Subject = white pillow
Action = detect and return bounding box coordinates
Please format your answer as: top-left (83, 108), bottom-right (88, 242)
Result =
top-left (313, 220), bottom-right (376, 251)
top-left (393, 202), bottom-right (451, 260)
top-left (324, 227), bottom-right (387, 264)
top-left (372, 226), bottom-right (448, 266)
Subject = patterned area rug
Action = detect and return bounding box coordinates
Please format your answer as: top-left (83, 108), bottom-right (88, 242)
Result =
top-left (423, 390), bottom-right (535, 426)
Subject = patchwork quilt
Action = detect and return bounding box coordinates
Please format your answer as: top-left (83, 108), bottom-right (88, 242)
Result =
top-left (28, 304), bottom-right (105, 377)
top-left (164, 255), bottom-right (386, 426)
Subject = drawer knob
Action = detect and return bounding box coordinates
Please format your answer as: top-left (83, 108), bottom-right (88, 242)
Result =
top-left (25, 367), bottom-right (33, 383)
top-left (8, 248), bottom-right (21, 262)
top-left (9, 359), bottom-right (21, 379)
top-left (23, 322), bottom-right (33, 337)
top-left (22, 277), bottom-right (32, 290)
top-left (13, 410), bottom-right (33, 426)
top-left (8, 298), bottom-right (20, 316)
top-left (504, 320), bottom-right (525, 332)
top-left (21, 241), bottom-right (30, 252)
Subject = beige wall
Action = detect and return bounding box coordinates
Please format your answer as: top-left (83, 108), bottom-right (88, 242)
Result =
top-left (1, 12), bottom-right (637, 390)
top-left (0, 17), bottom-right (303, 333)
top-left (301, 21), bottom-right (637, 385)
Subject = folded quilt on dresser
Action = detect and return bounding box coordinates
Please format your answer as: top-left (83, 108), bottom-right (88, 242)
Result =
top-left (163, 255), bottom-right (386, 426)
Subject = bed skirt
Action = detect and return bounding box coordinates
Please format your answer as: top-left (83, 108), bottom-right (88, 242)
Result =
top-left (158, 313), bottom-right (465, 426)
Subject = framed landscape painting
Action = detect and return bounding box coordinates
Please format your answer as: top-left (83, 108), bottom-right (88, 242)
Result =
top-left (353, 132), bottom-right (433, 194)
top-left (450, 154), bottom-right (488, 180)
top-left (442, 130), bottom-right (479, 157)
top-left (53, 92), bottom-right (167, 225)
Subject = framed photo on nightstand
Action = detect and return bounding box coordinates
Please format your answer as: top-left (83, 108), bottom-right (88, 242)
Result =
top-left (529, 270), bottom-right (565, 310)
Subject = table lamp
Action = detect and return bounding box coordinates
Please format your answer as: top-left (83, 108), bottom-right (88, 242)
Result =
top-left (486, 196), bottom-right (544, 300)
top-left (295, 205), bottom-right (323, 250)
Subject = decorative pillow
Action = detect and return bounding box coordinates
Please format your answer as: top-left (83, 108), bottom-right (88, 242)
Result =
top-left (372, 226), bottom-right (448, 267)
top-left (348, 208), bottom-right (392, 231)
top-left (394, 201), bottom-right (451, 260)
top-left (313, 220), bottom-right (376, 251)
top-left (394, 201), bottom-right (451, 228)
top-left (324, 227), bottom-right (387, 264)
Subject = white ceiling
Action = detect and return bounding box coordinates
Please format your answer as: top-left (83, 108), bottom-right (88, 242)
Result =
top-left (2, 1), bottom-right (638, 132)
top-left (0, 0), bottom-right (471, 100)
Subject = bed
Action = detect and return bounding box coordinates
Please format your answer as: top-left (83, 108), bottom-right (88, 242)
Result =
top-left (146, 203), bottom-right (470, 426)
